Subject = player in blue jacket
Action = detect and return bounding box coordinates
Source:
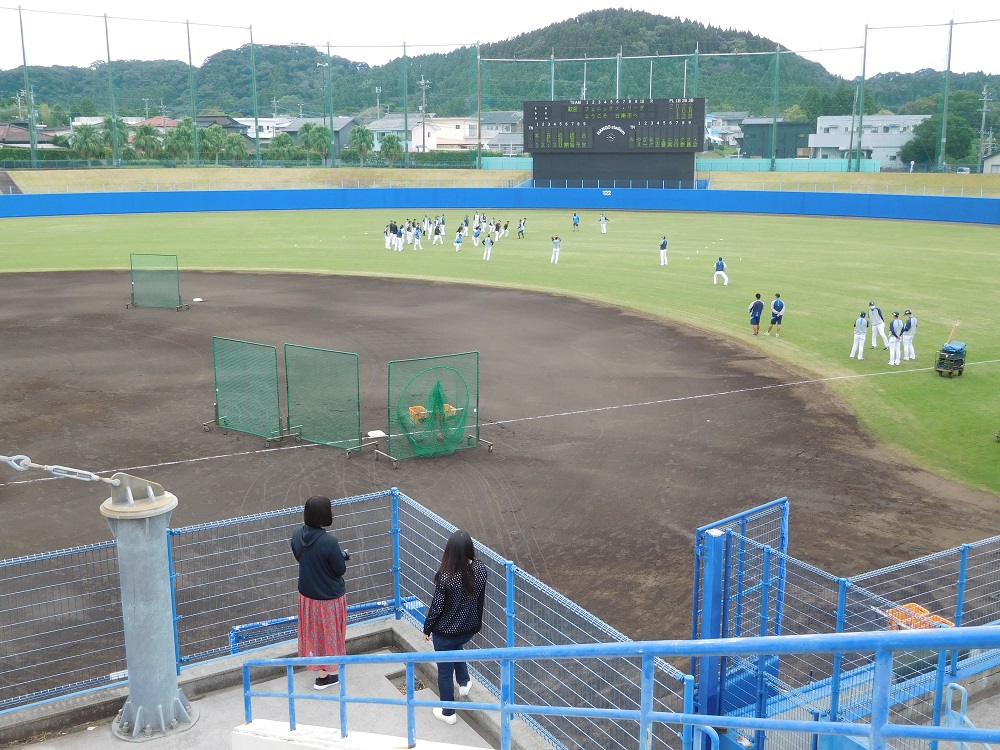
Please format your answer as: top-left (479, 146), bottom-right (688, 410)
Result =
top-left (713, 257), bottom-right (728, 285)
top-left (748, 293), bottom-right (764, 335)
top-left (765, 294), bottom-right (785, 336)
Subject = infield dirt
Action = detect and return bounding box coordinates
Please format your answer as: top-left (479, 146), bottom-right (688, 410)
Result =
top-left (1, 271), bottom-right (995, 640)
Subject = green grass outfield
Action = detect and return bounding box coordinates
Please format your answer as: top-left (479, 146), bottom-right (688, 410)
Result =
top-left (3, 207), bottom-right (998, 495)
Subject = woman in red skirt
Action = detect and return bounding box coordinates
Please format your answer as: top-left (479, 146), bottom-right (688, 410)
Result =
top-left (290, 496), bottom-right (349, 690)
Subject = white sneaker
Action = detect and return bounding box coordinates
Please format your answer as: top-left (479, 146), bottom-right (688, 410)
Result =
top-left (433, 708), bottom-right (457, 725)
top-left (764, 332), bottom-right (770, 336)
top-left (458, 681), bottom-right (472, 697)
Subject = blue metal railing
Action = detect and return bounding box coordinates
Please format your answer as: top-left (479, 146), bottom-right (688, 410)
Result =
top-left (242, 626), bottom-right (1000, 750)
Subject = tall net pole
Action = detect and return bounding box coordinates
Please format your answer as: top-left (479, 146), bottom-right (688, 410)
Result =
top-left (17, 7), bottom-right (38, 168)
top-left (476, 41), bottom-right (482, 169)
top-left (103, 15), bottom-right (120, 167)
top-left (187, 20), bottom-right (199, 165)
top-left (938, 19), bottom-right (954, 170)
top-left (855, 25), bottom-right (869, 172)
top-left (403, 42), bottom-right (409, 168)
top-left (250, 25), bottom-right (260, 166)
top-left (769, 47), bottom-right (780, 172)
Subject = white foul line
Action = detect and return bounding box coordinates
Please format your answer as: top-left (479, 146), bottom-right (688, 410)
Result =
top-left (4, 359), bottom-right (998, 487)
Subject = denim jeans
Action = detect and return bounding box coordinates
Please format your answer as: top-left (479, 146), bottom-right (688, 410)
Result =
top-left (431, 632), bottom-right (473, 716)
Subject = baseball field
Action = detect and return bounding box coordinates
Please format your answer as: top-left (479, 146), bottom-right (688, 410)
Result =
top-left (1, 185), bottom-right (998, 641)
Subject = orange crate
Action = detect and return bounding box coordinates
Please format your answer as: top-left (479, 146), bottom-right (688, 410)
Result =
top-left (408, 405), bottom-right (429, 424)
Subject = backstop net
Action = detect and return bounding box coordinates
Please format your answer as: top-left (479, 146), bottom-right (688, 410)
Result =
top-left (212, 337), bottom-right (282, 441)
top-left (387, 351), bottom-right (480, 461)
top-left (284, 344), bottom-right (361, 451)
top-left (129, 253), bottom-right (182, 309)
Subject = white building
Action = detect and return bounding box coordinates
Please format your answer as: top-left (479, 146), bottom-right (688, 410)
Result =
top-left (983, 152), bottom-right (1000, 175)
top-left (809, 114), bottom-right (929, 167)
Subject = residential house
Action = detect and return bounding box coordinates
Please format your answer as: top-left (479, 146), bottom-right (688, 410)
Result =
top-left (131, 116), bottom-right (178, 134)
top-left (706, 112), bottom-right (748, 149)
top-left (233, 117), bottom-right (293, 147)
top-left (278, 115), bottom-right (356, 156)
top-left (809, 114), bottom-right (929, 167)
top-left (984, 151), bottom-right (1000, 175)
top-left (0, 122), bottom-right (57, 148)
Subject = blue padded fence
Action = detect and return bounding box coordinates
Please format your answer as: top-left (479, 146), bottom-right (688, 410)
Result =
top-left (0, 187), bottom-right (997, 225)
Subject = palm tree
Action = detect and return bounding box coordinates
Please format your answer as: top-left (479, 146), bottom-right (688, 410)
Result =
top-left (266, 132), bottom-right (297, 162)
top-left (199, 124), bottom-right (227, 165)
top-left (380, 133), bottom-right (404, 167)
top-left (348, 125), bottom-right (374, 166)
top-left (101, 116), bottom-right (128, 157)
top-left (163, 118), bottom-right (195, 163)
top-left (70, 124), bottom-right (105, 166)
top-left (132, 124), bottom-right (162, 160)
top-left (223, 133), bottom-right (249, 164)
top-left (298, 122), bottom-right (330, 166)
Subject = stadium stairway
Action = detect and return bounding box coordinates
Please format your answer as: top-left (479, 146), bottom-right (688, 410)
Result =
top-left (0, 170), bottom-right (23, 195)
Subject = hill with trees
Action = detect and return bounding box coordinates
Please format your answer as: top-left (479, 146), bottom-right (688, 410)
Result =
top-left (1, 9), bottom-right (996, 133)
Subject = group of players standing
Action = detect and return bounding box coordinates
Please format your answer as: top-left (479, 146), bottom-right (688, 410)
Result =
top-left (383, 214), bottom-right (527, 261)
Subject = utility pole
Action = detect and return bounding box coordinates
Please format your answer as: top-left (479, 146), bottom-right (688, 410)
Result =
top-left (418, 74), bottom-right (431, 154)
top-left (143, 98), bottom-right (151, 120)
top-left (375, 86), bottom-right (381, 119)
top-left (271, 96), bottom-right (278, 118)
top-left (978, 85), bottom-right (992, 175)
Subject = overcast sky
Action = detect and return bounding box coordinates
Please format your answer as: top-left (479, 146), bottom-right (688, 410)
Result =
top-left (1, 1), bottom-right (997, 80)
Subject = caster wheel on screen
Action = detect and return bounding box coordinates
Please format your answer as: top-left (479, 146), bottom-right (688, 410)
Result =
top-left (264, 441), bottom-right (271, 448)
top-left (392, 461), bottom-right (399, 469)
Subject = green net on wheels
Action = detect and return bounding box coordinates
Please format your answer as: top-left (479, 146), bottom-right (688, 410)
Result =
top-left (284, 344), bottom-right (361, 451)
top-left (212, 337), bottom-right (282, 441)
top-left (130, 253), bottom-right (182, 309)
top-left (387, 352), bottom-right (480, 461)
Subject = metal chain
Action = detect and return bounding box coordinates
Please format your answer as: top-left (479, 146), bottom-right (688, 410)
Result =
top-left (1, 454), bottom-right (120, 486)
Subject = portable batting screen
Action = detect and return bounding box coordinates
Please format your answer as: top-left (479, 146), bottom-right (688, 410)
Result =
top-left (211, 337), bottom-right (282, 441)
top-left (284, 344), bottom-right (361, 451)
top-left (129, 253), bottom-right (182, 309)
top-left (387, 351), bottom-right (480, 461)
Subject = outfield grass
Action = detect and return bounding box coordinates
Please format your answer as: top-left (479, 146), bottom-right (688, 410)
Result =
top-left (3, 207), bottom-right (998, 495)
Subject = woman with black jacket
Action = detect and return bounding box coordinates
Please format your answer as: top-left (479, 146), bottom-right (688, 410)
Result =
top-left (422, 529), bottom-right (488, 725)
top-left (290, 496), bottom-right (349, 690)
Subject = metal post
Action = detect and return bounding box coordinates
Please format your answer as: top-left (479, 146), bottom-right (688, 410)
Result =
top-left (754, 547), bottom-right (772, 750)
top-left (406, 662), bottom-right (416, 747)
top-left (186, 21), bottom-right (199, 166)
top-left (476, 43), bottom-right (482, 169)
top-left (829, 578), bottom-right (848, 720)
top-left (692, 43), bottom-right (699, 99)
top-left (249, 26), bottom-right (261, 166)
top-left (649, 58), bottom-right (653, 99)
top-left (682, 674), bottom-right (695, 750)
top-left (769, 46), bottom-right (780, 173)
top-left (500, 657), bottom-right (514, 750)
top-left (391, 487), bottom-right (402, 618)
top-left (550, 49), bottom-right (555, 101)
top-left (870, 649), bottom-right (893, 750)
top-left (326, 43), bottom-right (335, 165)
top-left (977, 87), bottom-right (991, 174)
top-left (100, 474), bottom-right (197, 741)
top-left (697, 529), bottom-right (725, 716)
top-left (17, 7), bottom-right (38, 168)
top-left (855, 25), bottom-right (869, 172)
top-left (638, 654), bottom-right (654, 750)
top-left (937, 19), bottom-right (954, 170)
top-left (616, 47), bottom-right (621, 98)
top-left (403, 42), bottom-right (409, 167)
top-left (104, 15), bottom-right (120, 167)
top-left (505, 560), bottom-right (516, 648)
top-left (952, 544), bottom-right (970, 673)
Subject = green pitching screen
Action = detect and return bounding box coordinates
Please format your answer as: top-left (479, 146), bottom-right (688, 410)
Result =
top-left (284, 344), bottom-right (361, 450)
top-left (212, 337), bottom-right (282, 441)
top-left (129, 253), bottom-right (182, 309)
top-left (387, 351), bottom-right (480, 461)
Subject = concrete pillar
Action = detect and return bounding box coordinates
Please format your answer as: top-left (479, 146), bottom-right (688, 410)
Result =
top-left (100, 473), bottom-right (198, 741)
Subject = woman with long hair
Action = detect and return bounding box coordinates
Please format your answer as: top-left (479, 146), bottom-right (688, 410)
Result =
top-left (290, 496), bottom-right (350, 690)
top-left (422, 529), bottom-right (488, 725)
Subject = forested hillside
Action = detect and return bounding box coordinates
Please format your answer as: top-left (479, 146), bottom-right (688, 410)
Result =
top-left (1, 9), bottom-right (996, 126)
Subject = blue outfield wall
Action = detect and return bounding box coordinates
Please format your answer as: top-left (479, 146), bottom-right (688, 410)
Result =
top-left (0, 187), bottom-right (998, 225)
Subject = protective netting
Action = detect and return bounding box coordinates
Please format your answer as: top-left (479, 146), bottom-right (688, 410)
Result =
top-left (129, 253), bottom-right (181, 309)
top-left (387, 352), bottom-right (479, 461)
top-left (212, 337), bottom-right (282, 440)
top-left (284, 344), bottom-right (361, 450)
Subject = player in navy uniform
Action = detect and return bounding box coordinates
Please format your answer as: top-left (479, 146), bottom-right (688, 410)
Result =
top-left (659, 236), bottom-right (668, 266)
top-left (869, 302), bottom-right (889, 350)
top-left (765, 294), bottom-right (785, 336)
top-left (748, 293), bottom-right (764, 335)
top-left (517, 218), bottom-right (526, 239)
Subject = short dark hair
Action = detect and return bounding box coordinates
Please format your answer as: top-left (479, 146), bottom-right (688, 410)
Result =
top-left (303, 496), bottom-right (332, 528)
top-left (755, 293), bottom-right (761, 299)
top-left (775, 293), bottom-right (781, 298)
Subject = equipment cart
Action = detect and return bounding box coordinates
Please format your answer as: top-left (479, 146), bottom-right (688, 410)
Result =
top-left (935, 341), bottom-right (966, 378)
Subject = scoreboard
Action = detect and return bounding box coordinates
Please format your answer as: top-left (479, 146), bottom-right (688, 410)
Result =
top-left (524, 98), bottom-right (705, 153)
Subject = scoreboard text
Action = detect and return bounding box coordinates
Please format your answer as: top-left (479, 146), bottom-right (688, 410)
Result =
top-left (523, 98), bottom-right (705, 153)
